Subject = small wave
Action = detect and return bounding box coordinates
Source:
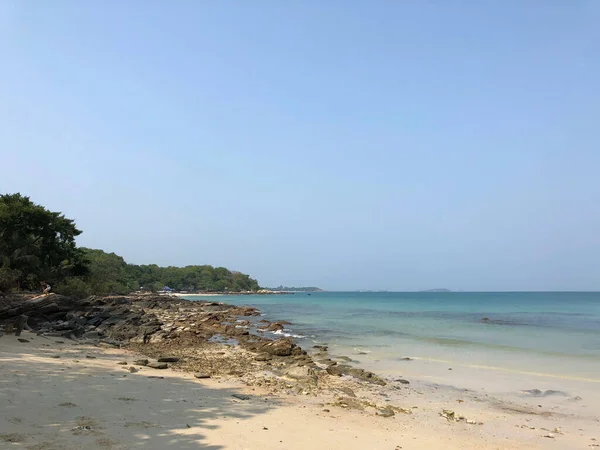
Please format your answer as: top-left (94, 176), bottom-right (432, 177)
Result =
top-left (272, 329), bottom-right (306, 339)
top-left (353, 347), bottom-right (371, 353)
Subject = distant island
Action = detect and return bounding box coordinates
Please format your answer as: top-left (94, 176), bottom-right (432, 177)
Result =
top-left (420, 288), bottom-right (451, 292)
top-left (267, 286), bottom-right (324, 292)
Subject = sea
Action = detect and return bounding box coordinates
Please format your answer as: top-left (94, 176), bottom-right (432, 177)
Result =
top-left (183, 292), bottom-right (600, 384)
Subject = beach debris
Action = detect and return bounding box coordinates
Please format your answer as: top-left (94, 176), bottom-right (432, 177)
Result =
top-left (59, 402), bottom-right (77, 407)
top-left (147, 362), bottom-right (168, 369)
top-left (232, 394), bottom-right (250, 401)
top-left (117, 361), bottom-right (128, 365)
top-left (333, 397), bottom-right (365, 410)
top-left (543, 433), bottom-right (555, 439)
top-left (440, 409), bottom-right (482, 425)
top-left (157, 356), bottom-right (179, 363)
top-left (134, 359), bottom-right (149, 366)
top-left (194, 373), bottom-right (210, 379)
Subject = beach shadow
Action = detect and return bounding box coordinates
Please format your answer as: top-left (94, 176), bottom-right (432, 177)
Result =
top-left (0, 336), bottom-right (278, 449)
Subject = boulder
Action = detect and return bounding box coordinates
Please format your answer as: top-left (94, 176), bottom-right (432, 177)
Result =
top-left (263, 338), bottom-right (294, 357)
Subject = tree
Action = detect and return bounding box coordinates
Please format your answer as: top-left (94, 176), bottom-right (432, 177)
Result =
top-left (0, 193), bottom-right (85, 291)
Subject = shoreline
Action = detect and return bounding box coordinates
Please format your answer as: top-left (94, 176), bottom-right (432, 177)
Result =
top-left (1, 292), bottom-right (598, 449)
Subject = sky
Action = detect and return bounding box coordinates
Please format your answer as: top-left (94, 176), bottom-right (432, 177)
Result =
top-left (1, 1), bottom-right (599, 291)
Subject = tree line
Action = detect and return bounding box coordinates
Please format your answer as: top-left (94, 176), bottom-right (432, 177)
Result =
top-left (0, 193), bottom-right (260, 297)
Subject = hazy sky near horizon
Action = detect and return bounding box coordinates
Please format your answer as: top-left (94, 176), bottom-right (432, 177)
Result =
top-left (2, 2), bottom-right (599, 291)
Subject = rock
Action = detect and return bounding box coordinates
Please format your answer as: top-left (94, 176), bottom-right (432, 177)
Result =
top-left (133, 359), bottom-right (149, 366)
top-left (284, 366), bottom-right (316, 382)
top-left (17, 338), bottom-right (30, 343)
top-left (317, 359), bottom-right (336, 366)
top-left (83, 331), bottom-right (101, 339)
top-left (264, 322), bottom-right (285, 332)
top-left (147, 376), bottom-right (164, 379)
top-left (85, 355), bottom-right (97, 359)
top-left (396, 378), bottom-right (410, 385)
top-left (194, 373), bottom-right (210, 379)
top-left (117, 361), bottom-right (128, 365)
top-left (336, 356), bottom-right (353, 362)
top-left (400, 357), bottom-right (412, 361)
top-left (333, 397), bottom-right (364, 410)
top-left (147, 362), bottom-right (168, 369)
top-left (232, 394), bottom-right (250, 401)
top-left (157, 357), bottom-right (179, 363)
top-left (254, 353), bottom-right (272, 362)
top-left (377, 408), bottom-right (395, 417)
top-left (128, 367), bottom-right (139, 373)
top-left (50, 355), bottom-right (61, 359)
top-left (313, 345), bottom-right (328, 351)
top-left (264, 338), bottom-right (295, 357)
top-left (481, 317), bottom-right (489, 322)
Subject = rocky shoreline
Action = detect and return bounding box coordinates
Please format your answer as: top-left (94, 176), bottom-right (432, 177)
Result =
top-left (0, 292), bottom-right (402, 416)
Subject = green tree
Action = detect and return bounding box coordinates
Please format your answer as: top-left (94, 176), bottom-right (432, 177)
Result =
top-left (0, 193), bottom-right (86, 291)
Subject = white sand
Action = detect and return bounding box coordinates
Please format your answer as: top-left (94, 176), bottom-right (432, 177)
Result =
top-left (1, 332), bottom-right (597, 449)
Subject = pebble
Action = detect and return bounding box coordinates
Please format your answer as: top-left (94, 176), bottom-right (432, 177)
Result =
top-left (134, 359), bottom-right (149, 366)
top-left (117, 361), bottom-right (128, 365)
top-left (17, 338), bottom-right (30, 343)
top-left (147, 376), bottom-right (164, 379)
top-left (128, 367), bottom-right (139, 373)
top-left (194, 373), bottom-right (211, 379)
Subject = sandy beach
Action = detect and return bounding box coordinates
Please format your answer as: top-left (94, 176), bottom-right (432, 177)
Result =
top-left (1, 330), bottom-right (597, 450)
top-left (0, 293), bottom-right (598, 450)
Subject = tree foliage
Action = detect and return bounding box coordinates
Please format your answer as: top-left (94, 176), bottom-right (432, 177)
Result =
top-left (0, 193), bottom-right (86, 290)
top-left (1, 193), bottom-right (260, 296)
top-left (76, 249), bottom-right (260, 294)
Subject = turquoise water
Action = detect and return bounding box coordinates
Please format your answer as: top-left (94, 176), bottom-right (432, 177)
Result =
top-left (184, 292), bottom-right (600, 378)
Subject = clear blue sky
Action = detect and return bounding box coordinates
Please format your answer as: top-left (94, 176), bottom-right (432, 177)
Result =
top-left (2, 2), bottom-right (599, 291)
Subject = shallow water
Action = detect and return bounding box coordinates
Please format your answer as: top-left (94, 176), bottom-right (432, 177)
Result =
top-left (183, 292), bottom-right (600, 381)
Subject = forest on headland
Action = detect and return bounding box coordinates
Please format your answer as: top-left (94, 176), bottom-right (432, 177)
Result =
top-left (0, 193), bottom-right (260, 297)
